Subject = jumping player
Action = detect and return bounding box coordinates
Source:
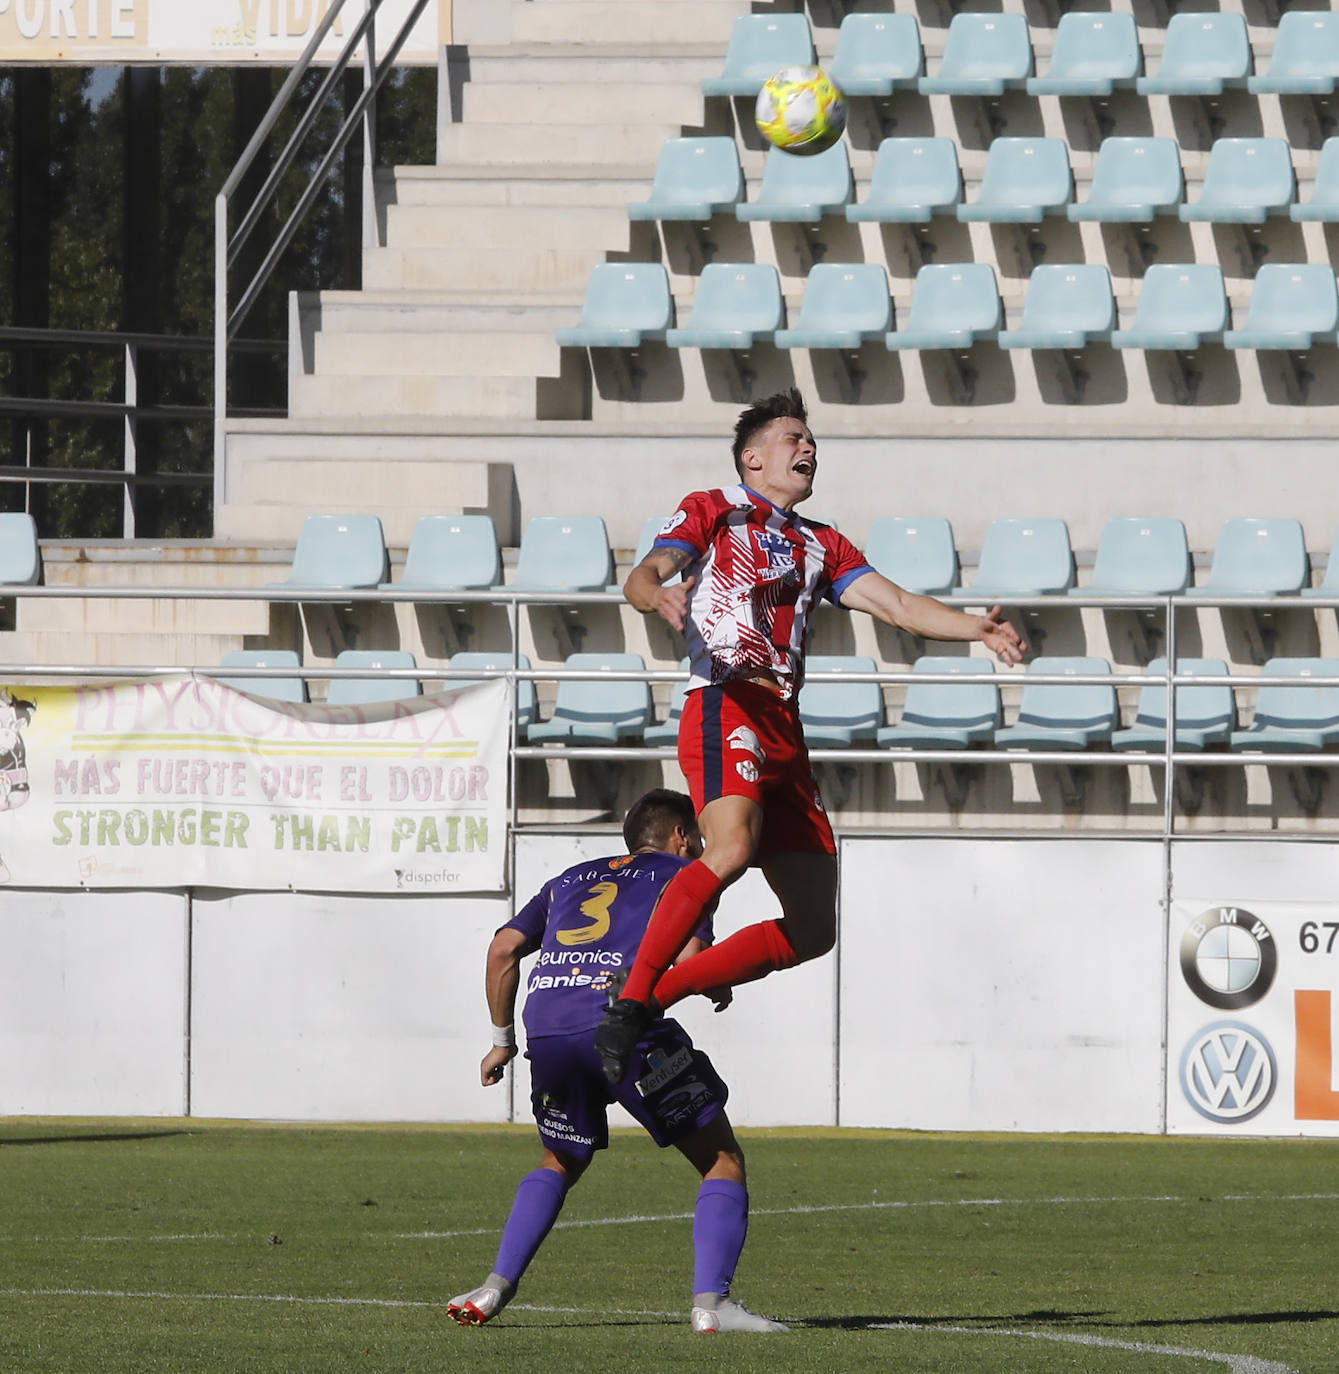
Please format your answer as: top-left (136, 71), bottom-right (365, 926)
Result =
top-left (594, 389), bottom-right (1026, 1085)
top-left (448, 787), bottom-right (787, 1334)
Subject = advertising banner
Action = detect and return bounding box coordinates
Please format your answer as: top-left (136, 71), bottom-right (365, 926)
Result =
top-left (0, 0), bottom-right (446, 65)
top-left (0, 674), bottom-right (509, 893)
top-left (1168, 899), bottom-right (1339, 1137)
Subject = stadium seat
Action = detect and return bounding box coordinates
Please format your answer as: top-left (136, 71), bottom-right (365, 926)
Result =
top-left (993, 657), bottom-right (1119, 750)
top-left (1230, 658), bottom-right (1339, 752)
top-left (610, 514), bottom-right (681, 592)
top-left (383, 514), bottom-right (500, 592)
top-left (1185, 518), bottom-right (1309, 599)
top-left (326, 650), bottom-right (420, 705)
top-left (736, 141), bottom-right (853, 223)
top-left (270, 514), bottom-right (388, 590)
top-left (526, 653), bottom-right (652, 745)
top-left (877, 656), bottom-right (1000, 748)
top-left (216, 650), bottom-right (308, 704)
top-left (701, 14), bottom-right (815, 97)
top-left (774, 264), bottom-right (892, 349)
top-left (799, 656), bottom-right (884, 747)
top-left (1179, 139), bottom-right (1295, 224)
top-left (1223, 265), bottom-right (1339, 352)
top-left (628, 137), bottom-right (744, 222)
top-left (0, 512), bottom-right (41, 585)
top-left (1136, 13), bottom-right (1251, 97)
top-left (918, 13), bottom-right (1033, 97)
top-left (864, 516), bottom-right (958, 596)
top-left (885, 263), bottom-right (1002, 352)
top-left (956, 137), bottom-right (1073, 223)
top-left (1111, 658), bottom-right (1234, 752)
top-left (1248, 11), bottom-right (1339, 96)
top-left (1069, 517), bottom-right (1191, 598)
top-left (1110, 265), bottom-right (1228, 351)
top-left (997, 265), bottom-right (1116, 350)
top-left (947, 517), bottom-right (1075, 601)
top-left (1303, 528), bottom-right (1339, 599)
top-left (555, 263), bottom-right (672, 348)
top-left (665, 263), bottom-right (784, 349)
top-left (845, 137), bottom-right (962, 223)
top-left (448, 651), bottom-right (537, 731)
top-left (1027, 12), bottom-right (1142, 96)
top-left (644, 658), bottom-right (690, 746)
top-left (1067, 137), bottom-right (1184, 223)
top-left (1291, 138), bottom-right (1339, 223)
top-left (512, 516), bottom-right (613, 593)
top-left (829, 12), bottom-right (924, 96)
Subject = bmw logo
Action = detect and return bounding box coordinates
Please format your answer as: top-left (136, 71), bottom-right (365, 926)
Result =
top-left (1180, 907), bottom-right (1277, 1011)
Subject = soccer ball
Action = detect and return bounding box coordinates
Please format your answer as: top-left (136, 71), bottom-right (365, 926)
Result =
top-left (754, 65), bottom-right (847, 156)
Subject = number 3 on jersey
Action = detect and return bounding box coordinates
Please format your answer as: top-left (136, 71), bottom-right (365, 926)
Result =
top-left (556, 880), bottom-right (617, 946)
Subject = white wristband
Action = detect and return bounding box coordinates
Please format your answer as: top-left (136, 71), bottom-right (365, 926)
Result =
top-left (491, 1023), bottom-right (516, 1049)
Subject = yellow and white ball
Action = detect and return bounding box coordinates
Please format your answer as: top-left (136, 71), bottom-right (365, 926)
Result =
top-left (754, 65), bottom-right (847, 156)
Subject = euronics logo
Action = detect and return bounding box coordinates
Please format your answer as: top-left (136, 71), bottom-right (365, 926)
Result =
top-left (1180, 1020), bottom-right (1277, 1125)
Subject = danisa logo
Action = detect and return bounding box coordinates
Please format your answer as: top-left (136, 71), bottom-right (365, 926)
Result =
top-left (1180, 1020), bottom-right (1278, 1125)
top-left (1180, 906), bottom-right (1277, 1010)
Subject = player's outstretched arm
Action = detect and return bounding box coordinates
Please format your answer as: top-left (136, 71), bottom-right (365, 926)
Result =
top-left (625, 547), bottom-right (696, 632)
top-left (480, 927), bottom-right (534, 1086)
top-left (841, 571), bottom-right (1026, 663)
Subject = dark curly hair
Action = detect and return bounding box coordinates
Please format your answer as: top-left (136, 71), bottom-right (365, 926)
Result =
top-left (730, 387), bottom-right (808, 477)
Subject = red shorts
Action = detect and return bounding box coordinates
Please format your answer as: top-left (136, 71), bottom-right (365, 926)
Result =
top-left (677, 680), bottom-right (835, 863)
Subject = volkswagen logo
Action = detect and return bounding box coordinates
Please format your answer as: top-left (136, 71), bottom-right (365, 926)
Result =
top-left (1180, 1021), bottom-right (1277, 1125)
top-left (1180, 907), bottom-right (1277, 1010)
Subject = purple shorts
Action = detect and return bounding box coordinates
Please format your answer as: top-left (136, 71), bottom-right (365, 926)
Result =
top-left (525, 1019), bottom-right (728, 1162)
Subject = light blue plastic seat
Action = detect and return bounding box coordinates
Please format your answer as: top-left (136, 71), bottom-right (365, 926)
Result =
top-left (948, 518), bottom-right (1074, 601)
top-left (1224, 265), bottom-right (1339, 352)
top-left (665, 263), bottom-right (784, 349)
top-left (1136, 13), bottom-right (1251, 97)
top-left (829, 12), bottom-right (924, 96)
top-left (1303, 529), bottom-right (1339, 599)
top-left (527, 652), bottom-right (652, 745)
top-left (1070, 517), bottom-right (1190, 598)
top-left (702, 14), bottom-right (815, 97)
top-left (383, 514), bottom-right (500, 592)
top-left (512, 516), bottom-right (613, 592)
top-left (644, 658), bottom-right (690, 746)
top-left (1111, 265), bottom-right (1228, 351)
top-left (737, 141), bottom-right (853, 223)
top-left (1027, 12), bottom-right (1141, 96)
top-left (1179, 139), bottom-right (1295, 224)
top-left (448, 651), bottom-right (537, 731)
top-left (998, 265), bottom-right (1115, 350)
top-left (270, 514), bottom-right (388, 590)
top-left (846, 137), bottom-right (962, 223)
top-left (1112, 658), bottom-right (1234, 752)
top-left (957, 137), bottom-right (1073, 223)
top-left (1292, 138), bottom-right (1339, 223)
top-left (1230, 658), bottom-right (1339, 752)
top-left (1248, 12), bottom-right (1339, 96)
top-left (216, 650), bottom-right (308, 704)
top-left (877, 656), bottom-right (1000, 749)
top-left (1068, 137), bottom-right (1183, 223)
top-left (629, 138), bottom-right (744, 222)
top-left (1185, 518), bottom-right (1309, 599)
top-left (556, 263), bottom-right (672, 348)
top-left (610, 514), bottom-right (680, 592)
top-left (994, 656), bottom-right (1119, 750)
top-left (0, 512), bottom-right (41, 585)
top-left (799, 656), bottom-right (884, 746)
top-left (326, 650), bottom-right (420, 705)
top-left (864, 516), bottom-right (958, 595)
top-left (918, 13), bottom-right (1033, 96)
top-left (774, 264), bottom-right (892, 349)
top-left (885, 263), bottom-right (1002, 351)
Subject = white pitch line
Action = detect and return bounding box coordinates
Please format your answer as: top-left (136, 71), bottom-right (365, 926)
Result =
top-left (875, 1321), bottom-right (1299, 1374)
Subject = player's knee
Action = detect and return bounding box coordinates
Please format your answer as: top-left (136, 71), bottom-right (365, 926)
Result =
top-left (702, 837), bottom-right (754, 883)
top-left (784, 912), bottom-right (836, 962)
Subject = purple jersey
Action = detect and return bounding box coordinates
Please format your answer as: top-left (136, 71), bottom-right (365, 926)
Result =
top-left (506, 850), bottom-right (713, 1039)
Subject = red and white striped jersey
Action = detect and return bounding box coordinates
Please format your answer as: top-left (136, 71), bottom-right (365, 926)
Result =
top-left (653, 485), bottom-right (873, 698)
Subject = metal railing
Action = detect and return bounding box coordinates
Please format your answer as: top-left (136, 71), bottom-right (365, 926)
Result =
top-left (213, 0), bottom-right (432, 506)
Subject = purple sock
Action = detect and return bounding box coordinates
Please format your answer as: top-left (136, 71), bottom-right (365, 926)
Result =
top-left (493, 1167), bottom-right (570, 1287)
top-left (692, 1178), bottom-right (749, 1298)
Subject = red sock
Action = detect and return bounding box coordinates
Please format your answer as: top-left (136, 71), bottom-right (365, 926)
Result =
top-left (620, 860), bottom-right (725, 1005)
top-left (653, 919), bottom-right (799, 1010)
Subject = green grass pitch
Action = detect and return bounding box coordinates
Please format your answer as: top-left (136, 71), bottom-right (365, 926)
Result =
top-left (1, 1119), bottom-right (1335, 1373)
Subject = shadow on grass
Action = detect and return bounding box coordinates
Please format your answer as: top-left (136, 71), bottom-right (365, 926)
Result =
top-left (0, 1130), bottom-right (194, 1147)
top-left (797, 1306), bottom-right (1339, 1331)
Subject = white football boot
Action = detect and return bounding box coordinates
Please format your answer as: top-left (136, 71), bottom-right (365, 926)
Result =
top-left (691, 1295), bottom-right (790, 1333)
top-left (447, 1275), bottom-right (514, 1326)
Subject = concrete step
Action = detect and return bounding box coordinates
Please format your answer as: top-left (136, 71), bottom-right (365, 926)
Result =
top-left (313, 329), bottom-right (561, 378)
top-left (302, 292), bottom-right (580, 334)
top-left (16, 595), bottom-right (271, 638)
top-left (461, 81), bottom-right (706, 127)
top-left (512, 2), bottom-right (744, 45)
top-left (436, 120), bottom-right (680, 167)
top-left (381, 164), bottom-right (652, 209)
top-left (362, 243), bottom-right (608, 292)
top-left (4, 628), bottom-right (252, 669)
top-left (464, 47), bottom-right (723, 86)
top-left (288, 372), bottom-right (545, 421)
top-left (383, 202), bottom-right (632, 251)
